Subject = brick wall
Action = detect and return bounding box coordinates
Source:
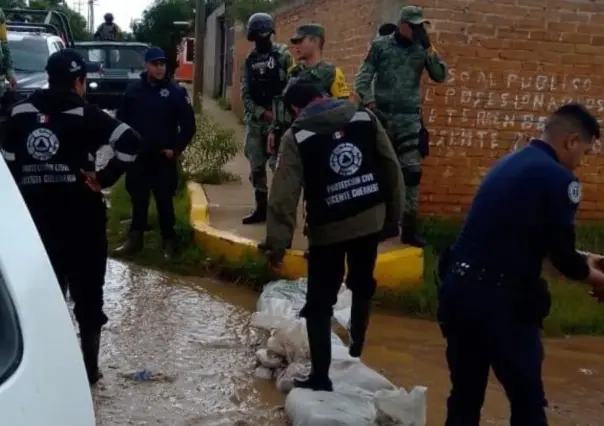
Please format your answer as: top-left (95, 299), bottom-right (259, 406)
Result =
top-left (230, 0), bottom-right (604, 220)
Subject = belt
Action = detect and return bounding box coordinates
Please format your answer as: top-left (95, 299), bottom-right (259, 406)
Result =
top-left (449, 261), bottom-right (507, 286)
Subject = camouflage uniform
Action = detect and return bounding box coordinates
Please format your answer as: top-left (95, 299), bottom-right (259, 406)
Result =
top-left (241, 43), bottom-right (293, 200)
top-left (270, 24), bottom-right (351, 138)
top-left (94, 23), bottom-right (122, 41)
top-left (355, 6), bottom-right (447, 246)
top-left (0, 8), bottom-right (14, 98)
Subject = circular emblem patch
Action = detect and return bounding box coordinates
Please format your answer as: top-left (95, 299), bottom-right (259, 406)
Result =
top-left (329, 142), bottom-right (363, 177)
top-left (26, 128), bottom-right (60, 161)
top-left (568, 181), bottom-right (581, 204)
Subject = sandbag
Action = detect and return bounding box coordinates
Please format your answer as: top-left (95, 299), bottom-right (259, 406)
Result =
top-left (252, 279), bottom-right (428, 426)
top-left (285, 387), bottom-right (376, 426)
top-left (375, 387), bottom-right (427, 425)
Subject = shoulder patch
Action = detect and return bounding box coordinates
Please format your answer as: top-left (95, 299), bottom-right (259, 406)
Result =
top-left (568, 181), bottom-right (581, 204)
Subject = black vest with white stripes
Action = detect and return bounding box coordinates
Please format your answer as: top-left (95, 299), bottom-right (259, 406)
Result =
top-left (293, 108), bottom-right (384, 227)
top-left (8, 101), bottom-right (94, 189)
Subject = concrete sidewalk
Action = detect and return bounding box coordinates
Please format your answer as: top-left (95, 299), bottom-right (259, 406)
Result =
top-left (201, 98), bottom-right (405, 252)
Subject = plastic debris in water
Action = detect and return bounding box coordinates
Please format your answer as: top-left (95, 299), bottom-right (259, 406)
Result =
top-left (119, 369), bottom-right (176, 383)
top-left (133, 369), bottom-right (153, 381)
top-left (118, 369), bottom-right (154, 381)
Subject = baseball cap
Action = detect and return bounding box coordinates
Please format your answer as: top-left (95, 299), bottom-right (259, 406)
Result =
top-left (45, 49), bottom-right (87, 82)
top-left (283, 77), bottom-right (324, 109)
top-left (399, 6), bottom-right (430, 25)
top-left (290, 24), bottom-right (325, 43)
top-left (145, 47), bottom-right (166, 63)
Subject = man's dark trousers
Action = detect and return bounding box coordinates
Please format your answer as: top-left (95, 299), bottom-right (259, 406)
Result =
top-left (41, 208), bottom-right (109, 330)
top-left (126, 153), bottom-right (178, 240)
top-left (440, 278), bottom-right (548, 426)
top-left (300, 232), bottom-right (380, 383)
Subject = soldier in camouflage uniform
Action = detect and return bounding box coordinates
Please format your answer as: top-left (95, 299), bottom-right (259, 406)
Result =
top-left (94, 13), bottom-right (122, 41)
top-left (241, 13), bottom-right (294, 224)
top-left (267, 24), bottom-right (351, 155)
top-left (355, 6), bottom-right (447, 247)
top-left (0, 7), bottom-right (16, 98)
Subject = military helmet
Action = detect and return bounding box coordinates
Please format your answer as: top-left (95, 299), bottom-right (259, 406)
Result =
top-left (246, 12), bottom-right (274, 41)
top-left (104, 13), bottom-right (114, 23)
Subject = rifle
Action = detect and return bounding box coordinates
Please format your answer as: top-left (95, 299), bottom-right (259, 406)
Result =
top-left (269, 94), bottom-right (293, 156)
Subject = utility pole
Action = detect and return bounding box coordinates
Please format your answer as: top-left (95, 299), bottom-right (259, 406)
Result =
top-left (192, 0), bottom-right (205, 113)
top-left (87, 0), bottom-right (96, 34)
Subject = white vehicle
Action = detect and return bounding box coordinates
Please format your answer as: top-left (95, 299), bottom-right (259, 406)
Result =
top-left (0, 159), bottom-right (95, 424)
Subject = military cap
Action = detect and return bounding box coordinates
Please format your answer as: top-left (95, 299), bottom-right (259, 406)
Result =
top-left (398, 5), bottom-right (430, 25)
top-left (290, 23), bottom-right (325, 43)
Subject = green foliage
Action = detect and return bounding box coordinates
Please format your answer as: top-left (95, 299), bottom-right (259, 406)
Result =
top-left (181, 114), bottom-right (240, 184)
top-left (217, 96), bottom-right (231, 110)
top-left (107, 167), bottom-right (272, 285)
top-left (7, 0), bottom-right (91, 41)
top-left (371, 217), bottom-right (604, 336)
top-left (131, 0), bottom-right (194, 48)
top-left (0, 0), bottom-right (26, 8)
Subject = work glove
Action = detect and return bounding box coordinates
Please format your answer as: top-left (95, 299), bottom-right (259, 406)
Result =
top-left (258, 241), bottom-right (286, 267)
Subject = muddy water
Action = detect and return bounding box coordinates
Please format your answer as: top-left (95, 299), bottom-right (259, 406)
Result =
top-left (95, 260), bottom-right (284, 425)
top-left (95, 260), bottom-right (604, 425)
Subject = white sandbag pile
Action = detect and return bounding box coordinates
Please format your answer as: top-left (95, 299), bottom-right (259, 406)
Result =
top-left (250, 279), bottom-right (428, 426)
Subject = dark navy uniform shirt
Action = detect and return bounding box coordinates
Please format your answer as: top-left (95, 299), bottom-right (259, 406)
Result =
top-left (452, 139), bottom-right (584, 283)
top-left (117, 73), bottom-right (196, 155)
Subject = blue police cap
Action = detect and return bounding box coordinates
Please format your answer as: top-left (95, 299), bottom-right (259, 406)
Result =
top-left (144, 47), bottom-right (166, 63)
top-left (45, 49), bottom-right (87, 81)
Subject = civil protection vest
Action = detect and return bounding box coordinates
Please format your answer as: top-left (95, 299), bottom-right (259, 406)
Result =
top-left (293, 108), bottom-right (384, 227)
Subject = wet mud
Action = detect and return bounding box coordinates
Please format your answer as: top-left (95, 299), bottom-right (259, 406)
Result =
top-left (94, 260), bottom-right (604, 425)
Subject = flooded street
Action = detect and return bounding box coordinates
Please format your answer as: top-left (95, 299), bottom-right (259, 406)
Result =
top-left (94, 260), bottom-right (604, 425)
top-left (94, 260), bottom-right (285, 425)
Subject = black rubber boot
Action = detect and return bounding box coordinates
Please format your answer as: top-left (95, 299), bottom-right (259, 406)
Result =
top-left (162, 238), bottom-right (178, 260)
top-left (349, 296), bottom-right (371, 358)
top-left (401, 213), bottom-right (426, 248)
top-left (242, 190), bottom-right (267, 225)
top-left (114, 230), bottom-right (143, 255)
top-left (81, 328), bottom-right (103, 386)
top-left (294, 316), bottom-right (333, 392)
top-left (379, 221), bottom-right (400, 241)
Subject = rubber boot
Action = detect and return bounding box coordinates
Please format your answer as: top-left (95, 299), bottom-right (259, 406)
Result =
top-left (294, 316), bottom-right (333, 392)
top-left (379, 221), bottom-right (400, 241)
top-left (242, 190), bottom-right (267, 225)
top-left (162, 238), bottom-right (178, 260)
top-left (401, 213), bottom-right (426, 247)
top-left (114, 230), bottom-right (143, 255)
top-left (81, 328), bottom-right (103, 385)
top-left (348, 296), bottom-right (371, 358)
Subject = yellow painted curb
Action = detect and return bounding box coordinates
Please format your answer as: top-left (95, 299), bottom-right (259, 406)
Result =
top-left (187, 181), bottom-right (424, 290)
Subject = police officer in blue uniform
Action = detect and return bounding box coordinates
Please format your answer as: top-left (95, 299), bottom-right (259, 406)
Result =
top-left (115, 47), bottom-right (196, 259)
top-left (261, 79), bottom-right (404, 391)
top-left (0, 49), bottom-right (141, 385)
top-left (438, 103), bottom-right (604, 425)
